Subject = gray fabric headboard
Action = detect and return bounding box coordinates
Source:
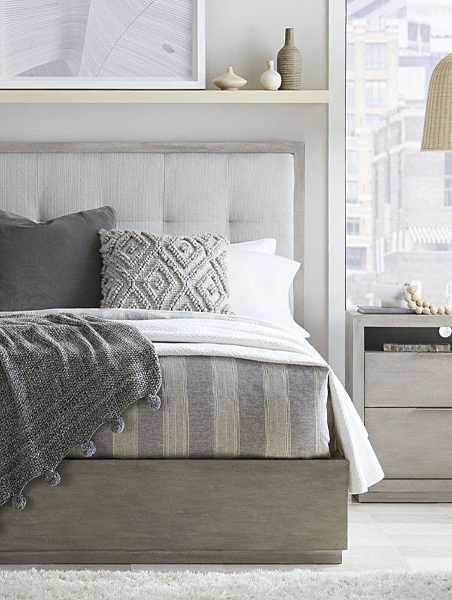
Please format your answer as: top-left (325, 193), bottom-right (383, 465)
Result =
top-left (0, 142), bottom-right (305, 321)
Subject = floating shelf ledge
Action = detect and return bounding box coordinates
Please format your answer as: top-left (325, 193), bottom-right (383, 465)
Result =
top-left (0, 89), bottom-right (330, 104)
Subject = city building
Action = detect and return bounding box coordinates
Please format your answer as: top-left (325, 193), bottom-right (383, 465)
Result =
top-left (346, 19), bottom-right (399, 305)
top-left (346, 0), bottom-right (452, 307)
top-left (373, 105), bottom-right (452, 304)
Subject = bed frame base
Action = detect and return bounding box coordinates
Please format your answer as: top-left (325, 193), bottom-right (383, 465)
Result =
top-left (0, 458), bottom-right (348, 564)
top-left (0, 551), bottom-right (343, 565)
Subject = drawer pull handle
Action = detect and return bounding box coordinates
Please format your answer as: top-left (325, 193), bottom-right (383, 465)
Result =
top-left (413, 352), bottom-right (452, 356)
top-left (416, 408), bottom-right (452, 411)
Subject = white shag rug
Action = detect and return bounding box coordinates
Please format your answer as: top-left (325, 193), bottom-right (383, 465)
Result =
top-left (0, 569), bottom-right (451, 600)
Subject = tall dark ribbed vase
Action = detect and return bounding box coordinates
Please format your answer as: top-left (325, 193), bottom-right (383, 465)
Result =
top-left (277, 28), bottom-right (302, 90)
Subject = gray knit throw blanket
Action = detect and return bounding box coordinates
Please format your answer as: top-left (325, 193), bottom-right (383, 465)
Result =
top-left (0, 313), bottom-right (161, 510)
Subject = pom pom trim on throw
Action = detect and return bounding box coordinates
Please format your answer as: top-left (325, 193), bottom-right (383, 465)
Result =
top-left (13, 494), bottom-right (27, 510)
top-left (110, 416), bottom-right (125, 434)
top-left (146, 394), bottom-right (161, 410)
top-left (45, 470), bottom-right (61, 487)
top-left (81, 440), bottom-right (97, 458)
top-left (12, 399), bottom-right (159, 509)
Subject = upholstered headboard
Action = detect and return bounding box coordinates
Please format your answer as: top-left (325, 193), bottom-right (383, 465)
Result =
top-left (0, 142), bottom-right (305, 321)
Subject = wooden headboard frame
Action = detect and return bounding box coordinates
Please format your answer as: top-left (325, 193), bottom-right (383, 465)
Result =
top-left (0, 142), bottom-right (305, 322)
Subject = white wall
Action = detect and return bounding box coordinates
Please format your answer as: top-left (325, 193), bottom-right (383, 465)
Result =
top-left (0, 0), bottom-right (331, 358)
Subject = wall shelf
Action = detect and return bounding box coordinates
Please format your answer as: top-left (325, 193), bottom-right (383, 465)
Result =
top-left (0, 89), bottom-right (330, 104)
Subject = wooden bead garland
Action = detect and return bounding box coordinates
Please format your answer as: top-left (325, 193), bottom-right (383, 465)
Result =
top-left (403, 283), bottom-right (451, 316)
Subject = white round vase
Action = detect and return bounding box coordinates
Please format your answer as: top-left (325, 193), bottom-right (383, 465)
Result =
top-left (260, 60), bottom-right (282, 91)
top-left (212, 66), bottom-right (247, 91)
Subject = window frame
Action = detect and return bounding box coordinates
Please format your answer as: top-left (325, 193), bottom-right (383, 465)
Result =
top-left (328, 0), bottom-right (346, 380)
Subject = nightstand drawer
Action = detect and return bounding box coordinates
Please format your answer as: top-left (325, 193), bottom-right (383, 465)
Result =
top-left (365, 352), bottom-right (452, 407)
top-left (366, 408), bottom-right (452, 479)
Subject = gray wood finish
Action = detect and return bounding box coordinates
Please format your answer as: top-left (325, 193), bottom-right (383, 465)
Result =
top-left (359, 480), bottom-right (452, 503)
top-left (0, 550), bottom-right (343, 565)
top-left (366, 408), bottom-right (452, 479)
top-left (366, 352), bottom-right (452, 407)
top-left (0, 458), bottom-right (348, 564)
top-left (346, 311), bottom-right (452, 502)
top-left (0, 142), bottom-right (305, 324)
top-left (345, 312), bottom-right (365, 420)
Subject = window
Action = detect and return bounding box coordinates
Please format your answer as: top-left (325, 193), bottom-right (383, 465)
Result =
top-left (346, 217), bottom-right (360, 236)
top-left (408, 21), bottom-right (418, 42)
top-left (346, 81), bottom-right (355, 107)
top-left (347, 181), bottom-right (358, 203)
top-left (347, 150), bottom-right (358, 175)
top-left (347, 113), bottom-right (356, 136)
top-left (445, 155), bottom-right (452, 207)
top-left (365, 80), bottom-right (387, 106)
top-left (346, 247), bottom-right (366, 269)
top-left (366, 114), bottom-right (381, 131)
top-left (347, 43), bottom-right (355, 68)
top-left (347, 1), bottom-right (452, 309)
top-left (365, 43), bottom-right (387, 69)
top-left (420, 24), bottom-right (430, 44)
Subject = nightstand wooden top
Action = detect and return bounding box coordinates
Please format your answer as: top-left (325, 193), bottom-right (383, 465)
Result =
top-left (347, 311), bottom-right (452, 327)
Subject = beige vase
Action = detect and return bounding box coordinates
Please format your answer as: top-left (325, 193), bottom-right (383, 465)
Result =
top-left (277, 28), bottom-right (302, 90)
top-left (260, 60), bottom-right (282, 91)
top-left (212, 66), bottom-right (247, 91)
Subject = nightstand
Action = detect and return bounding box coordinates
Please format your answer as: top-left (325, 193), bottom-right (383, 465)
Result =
top-left (346, 311), bottom-right (452, 502)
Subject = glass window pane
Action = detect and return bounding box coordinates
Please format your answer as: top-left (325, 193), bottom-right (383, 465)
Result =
top-left (365, 43), bottom-right (387, 69)
top-left (347, 247), bottom-right (366, 269)
top-left (366, 114), bottom-right (381, 131)
top-left (347, 181), bottom-right (358, 203)
top-left (346, 217), bottom-right (360, 235)
top-left (347, 150), bottom-right (358, 175)
top-left (347, 0), bottom-right (452, 309)
top-left (346, 80), bottom-right (355, 107)
top-left (365, 80), bottom-right (387, 106)
top-left (347, 113), bottom-right (356, 136)
top-left (347, 43), bottom-right (355, 68)
top-left (445, 155), bottom-right (452, 207)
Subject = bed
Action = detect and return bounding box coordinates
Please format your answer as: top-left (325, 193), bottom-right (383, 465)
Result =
top-left (0, 142), bottom-right (381, 564)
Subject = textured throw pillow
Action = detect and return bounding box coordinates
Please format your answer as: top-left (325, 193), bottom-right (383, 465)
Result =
top-left (99, 231), bottom-right (231, 314)
top-left (0, 206), bottom-right (116, 311)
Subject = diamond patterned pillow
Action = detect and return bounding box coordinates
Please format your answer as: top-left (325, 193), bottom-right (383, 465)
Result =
top-left (98, 230), bottom-right (232, 314)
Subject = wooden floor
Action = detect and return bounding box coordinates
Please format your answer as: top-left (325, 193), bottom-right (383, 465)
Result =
top-left (1, 500), bottom-right (452, 572)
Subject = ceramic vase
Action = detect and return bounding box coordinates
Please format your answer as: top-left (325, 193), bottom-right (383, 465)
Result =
top-left (277, 28), bottom-right (302, 90)
top-left (260, 60), bottom-right (282, 91)
top-left (212, 66), bottom-right (247, 91)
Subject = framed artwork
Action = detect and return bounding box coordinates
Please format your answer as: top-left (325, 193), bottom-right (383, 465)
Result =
top-left (0, 0), bottom-right (205, 89)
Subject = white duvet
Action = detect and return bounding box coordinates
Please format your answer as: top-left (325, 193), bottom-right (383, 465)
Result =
top-left (6, 308), bottom-right (384, 495)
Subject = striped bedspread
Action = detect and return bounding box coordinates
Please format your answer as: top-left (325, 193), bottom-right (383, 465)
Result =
top-left (9, 307), bottom-right (383, 493)
top-left (75, 356), bottom-right (332, 459)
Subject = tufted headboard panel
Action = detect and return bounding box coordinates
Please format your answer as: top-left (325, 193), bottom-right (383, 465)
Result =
top-left (0, 142), bottom-right (304, 321)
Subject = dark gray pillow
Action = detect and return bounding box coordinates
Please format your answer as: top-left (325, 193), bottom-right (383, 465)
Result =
top-left (0, 206), bottom-right (116, 311)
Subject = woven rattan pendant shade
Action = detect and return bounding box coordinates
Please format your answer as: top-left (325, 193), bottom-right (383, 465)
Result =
top-left (422, 53), bottom-right (452, 151)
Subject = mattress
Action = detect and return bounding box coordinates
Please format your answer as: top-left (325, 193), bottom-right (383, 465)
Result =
top-left (70, 356), bottom-right (332, 459)
top-left (22, 307), bottom-right (383, 494)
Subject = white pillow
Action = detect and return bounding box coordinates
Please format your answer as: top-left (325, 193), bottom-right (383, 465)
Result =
top-left (227, 251), bottom-right (309, 338)
top-left (229, 238), bottom-right (276, 254)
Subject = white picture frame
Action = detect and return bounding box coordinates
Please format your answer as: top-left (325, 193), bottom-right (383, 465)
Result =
top-left (0, 0), bottom-right (205, 89)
